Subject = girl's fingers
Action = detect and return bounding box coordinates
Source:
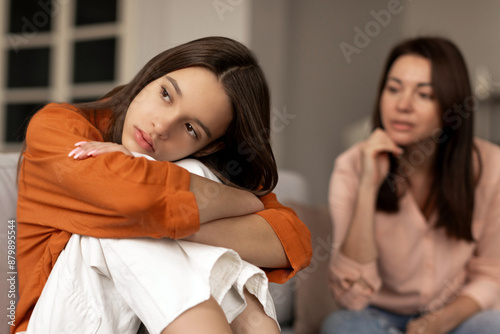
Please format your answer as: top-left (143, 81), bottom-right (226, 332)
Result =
top-left (68, 148), bottom-right (79, 157)
top-left (69, 145), bottom-right (96, 159)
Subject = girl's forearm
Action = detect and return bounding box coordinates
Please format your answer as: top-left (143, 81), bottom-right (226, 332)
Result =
top-left (183, 213), bottom-right (290, 268)
top-left (189, 173), bottom-right (264, 224)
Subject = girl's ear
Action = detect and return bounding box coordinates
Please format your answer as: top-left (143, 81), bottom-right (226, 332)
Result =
top-left (192, 141), bottom-right (226, 157)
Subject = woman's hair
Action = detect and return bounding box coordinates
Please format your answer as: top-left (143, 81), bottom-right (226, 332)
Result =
top-left (75, 36), bottom-right (277, 196)
top-left (372, 36), bottom-right (480, 241)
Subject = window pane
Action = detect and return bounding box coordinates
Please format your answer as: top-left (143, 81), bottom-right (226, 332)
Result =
top-left (9, 0), bottom-right (53, 33)
top-left (72, 96), bottom-right (101, 103)
top-left (75, 0), bottom-right (117, 26)
top-left (7, 47), bottom-right (51, 87)
top-left (5, 103), bottom-right (44, 142)
top-left (73, 38), bottom-right (116, 83)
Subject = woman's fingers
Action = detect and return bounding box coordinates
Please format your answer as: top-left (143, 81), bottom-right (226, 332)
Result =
top-left (361, 129), bottom-right (403, 186)
top-left (366, 128), bottom-right (403, 157)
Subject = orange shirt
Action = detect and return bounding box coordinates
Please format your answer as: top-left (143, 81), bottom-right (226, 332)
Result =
top-left (328, 138), bottom-right (500, 315)
top-left (14, 103), bottom-right (312, 333)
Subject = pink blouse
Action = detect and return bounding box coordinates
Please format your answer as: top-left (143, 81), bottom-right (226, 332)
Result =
top-left (328, 138), bottom-right (500, 315)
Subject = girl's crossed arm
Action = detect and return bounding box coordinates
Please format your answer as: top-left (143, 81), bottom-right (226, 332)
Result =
top-left (69, 141), bottom-right (264, 223)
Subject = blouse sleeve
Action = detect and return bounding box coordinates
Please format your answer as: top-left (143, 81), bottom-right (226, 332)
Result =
top-left (17, 104), bottom-right (200, 239)
top-left (327, 146), bottom-right (382, 309)
top-left (256, 193), bottom-right (312, 283)
top-left (461, 176), bottom-right (500, 309)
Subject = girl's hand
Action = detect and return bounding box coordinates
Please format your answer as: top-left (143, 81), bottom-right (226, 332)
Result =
top-left (360, 128), bottom-right (403, 187)
top-left (406, 313), bottom-right (443, 334)
top-left (68, 141), bottom-right (133, 160)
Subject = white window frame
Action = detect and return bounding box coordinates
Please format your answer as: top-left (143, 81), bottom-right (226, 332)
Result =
top-left (0, 0), bottom-right (137, 151)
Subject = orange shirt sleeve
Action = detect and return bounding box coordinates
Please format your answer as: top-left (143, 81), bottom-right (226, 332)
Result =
top-left (256, 192), bottom-right (312, 283)
top-left (17, 103), bottom-right (200, 239)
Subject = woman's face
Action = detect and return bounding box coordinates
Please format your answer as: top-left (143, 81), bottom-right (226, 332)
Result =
top-left (380, 54), bottom-right (441, 148)
top-left (122, 66), bottom-right (232, 161)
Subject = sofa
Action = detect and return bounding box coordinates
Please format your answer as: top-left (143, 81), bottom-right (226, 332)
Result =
top-left (0, 152), bottom-right (339, 334)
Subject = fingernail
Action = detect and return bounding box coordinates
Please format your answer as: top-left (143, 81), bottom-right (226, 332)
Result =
top-left (73, 149), bottom-right (83, 159)
top-left (75, 141), bottom-right (88, 146)
top-left (68, 148), bottom-right (79, 157)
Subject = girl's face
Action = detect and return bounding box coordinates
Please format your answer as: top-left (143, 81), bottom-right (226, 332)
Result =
top-left (122, 66), bottom-right (232, 161)
top-left (380, 54), bottom-right (441, 148)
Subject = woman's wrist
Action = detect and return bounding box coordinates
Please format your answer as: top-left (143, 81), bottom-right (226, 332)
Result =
top-left (359, 174), bottom-right (382, 192)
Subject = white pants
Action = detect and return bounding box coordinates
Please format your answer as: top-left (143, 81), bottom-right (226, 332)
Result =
top-left (26, 235), bottom-right (277, 334)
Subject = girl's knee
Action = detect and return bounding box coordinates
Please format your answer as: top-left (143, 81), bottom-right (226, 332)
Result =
top-left (231, 289), bottom-right (279, 334)
top-left (161, 297), bottom-right (232, 334)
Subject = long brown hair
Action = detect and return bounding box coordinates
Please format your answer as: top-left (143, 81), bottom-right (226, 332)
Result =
top-left (62, 36), bottom-right (276, 195)
top-left (372, 37), bottom-right (479, 241)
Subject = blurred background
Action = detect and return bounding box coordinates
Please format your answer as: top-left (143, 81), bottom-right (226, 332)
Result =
top-left (1, 0), bottom-right (500, 205)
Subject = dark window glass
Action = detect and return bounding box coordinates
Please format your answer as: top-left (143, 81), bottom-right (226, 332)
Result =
top-left (75, 0), bottom-right (117, 26)
top-left (9, 0), bottom-right (53, 33)
top-left (7, 47), bottom-right (51, 87)
top-left (5, 103), bottom-right (44, 142)
top-left (73, 38), bottom-right (116, 83)
top-left (72, 96), bottom-right (101, 103)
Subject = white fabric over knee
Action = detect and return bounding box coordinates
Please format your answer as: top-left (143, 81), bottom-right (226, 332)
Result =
top-left (27, 156), bottom-right (278, 333)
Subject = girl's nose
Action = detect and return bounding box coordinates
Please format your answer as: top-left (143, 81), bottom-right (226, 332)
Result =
top-left (152, 114), bottom-right (175, 139)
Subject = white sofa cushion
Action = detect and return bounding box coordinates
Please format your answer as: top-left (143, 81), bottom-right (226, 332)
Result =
top-left (1, 152), bottom-right (21, 334)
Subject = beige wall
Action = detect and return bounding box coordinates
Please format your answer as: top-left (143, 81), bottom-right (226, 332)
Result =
top-left (277, 0), bottom-right (406, 204)
top-left (132, 0), bottom-right (252, 75)
top-left (400, 0), bottom-right (500, 142)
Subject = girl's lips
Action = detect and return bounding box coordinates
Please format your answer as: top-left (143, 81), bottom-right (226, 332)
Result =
top-left (134, 128), bottom-right (155, 152)
top-left (390, 121), bottom-right (414, 131)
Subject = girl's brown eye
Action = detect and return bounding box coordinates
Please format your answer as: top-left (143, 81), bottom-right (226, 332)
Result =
top-left (161, 87), bottom-right (171, 102)
top-left (185, 124), bottom-right (198, 138)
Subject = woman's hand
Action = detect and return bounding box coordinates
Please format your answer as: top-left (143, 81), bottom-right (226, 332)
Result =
top-left (68, 141), bottom-right (133, 159)
top-left (360, 128), bottom-right (403, 187)
top-left (338, 129), bottom-right (403, 265)
top-left (406, 296), bottom-right (480, 334)
top-left (406, 313), bottom-right (443, 334)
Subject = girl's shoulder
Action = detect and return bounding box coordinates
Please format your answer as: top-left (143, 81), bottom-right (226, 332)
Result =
top-left (29, 102), bottom-right (84, 127)
top-left (34, 102), bottom-right (80, 116)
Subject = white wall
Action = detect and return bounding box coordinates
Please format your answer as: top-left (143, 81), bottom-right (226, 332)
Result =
top-left (132, 0), bottom-right (252, 74)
